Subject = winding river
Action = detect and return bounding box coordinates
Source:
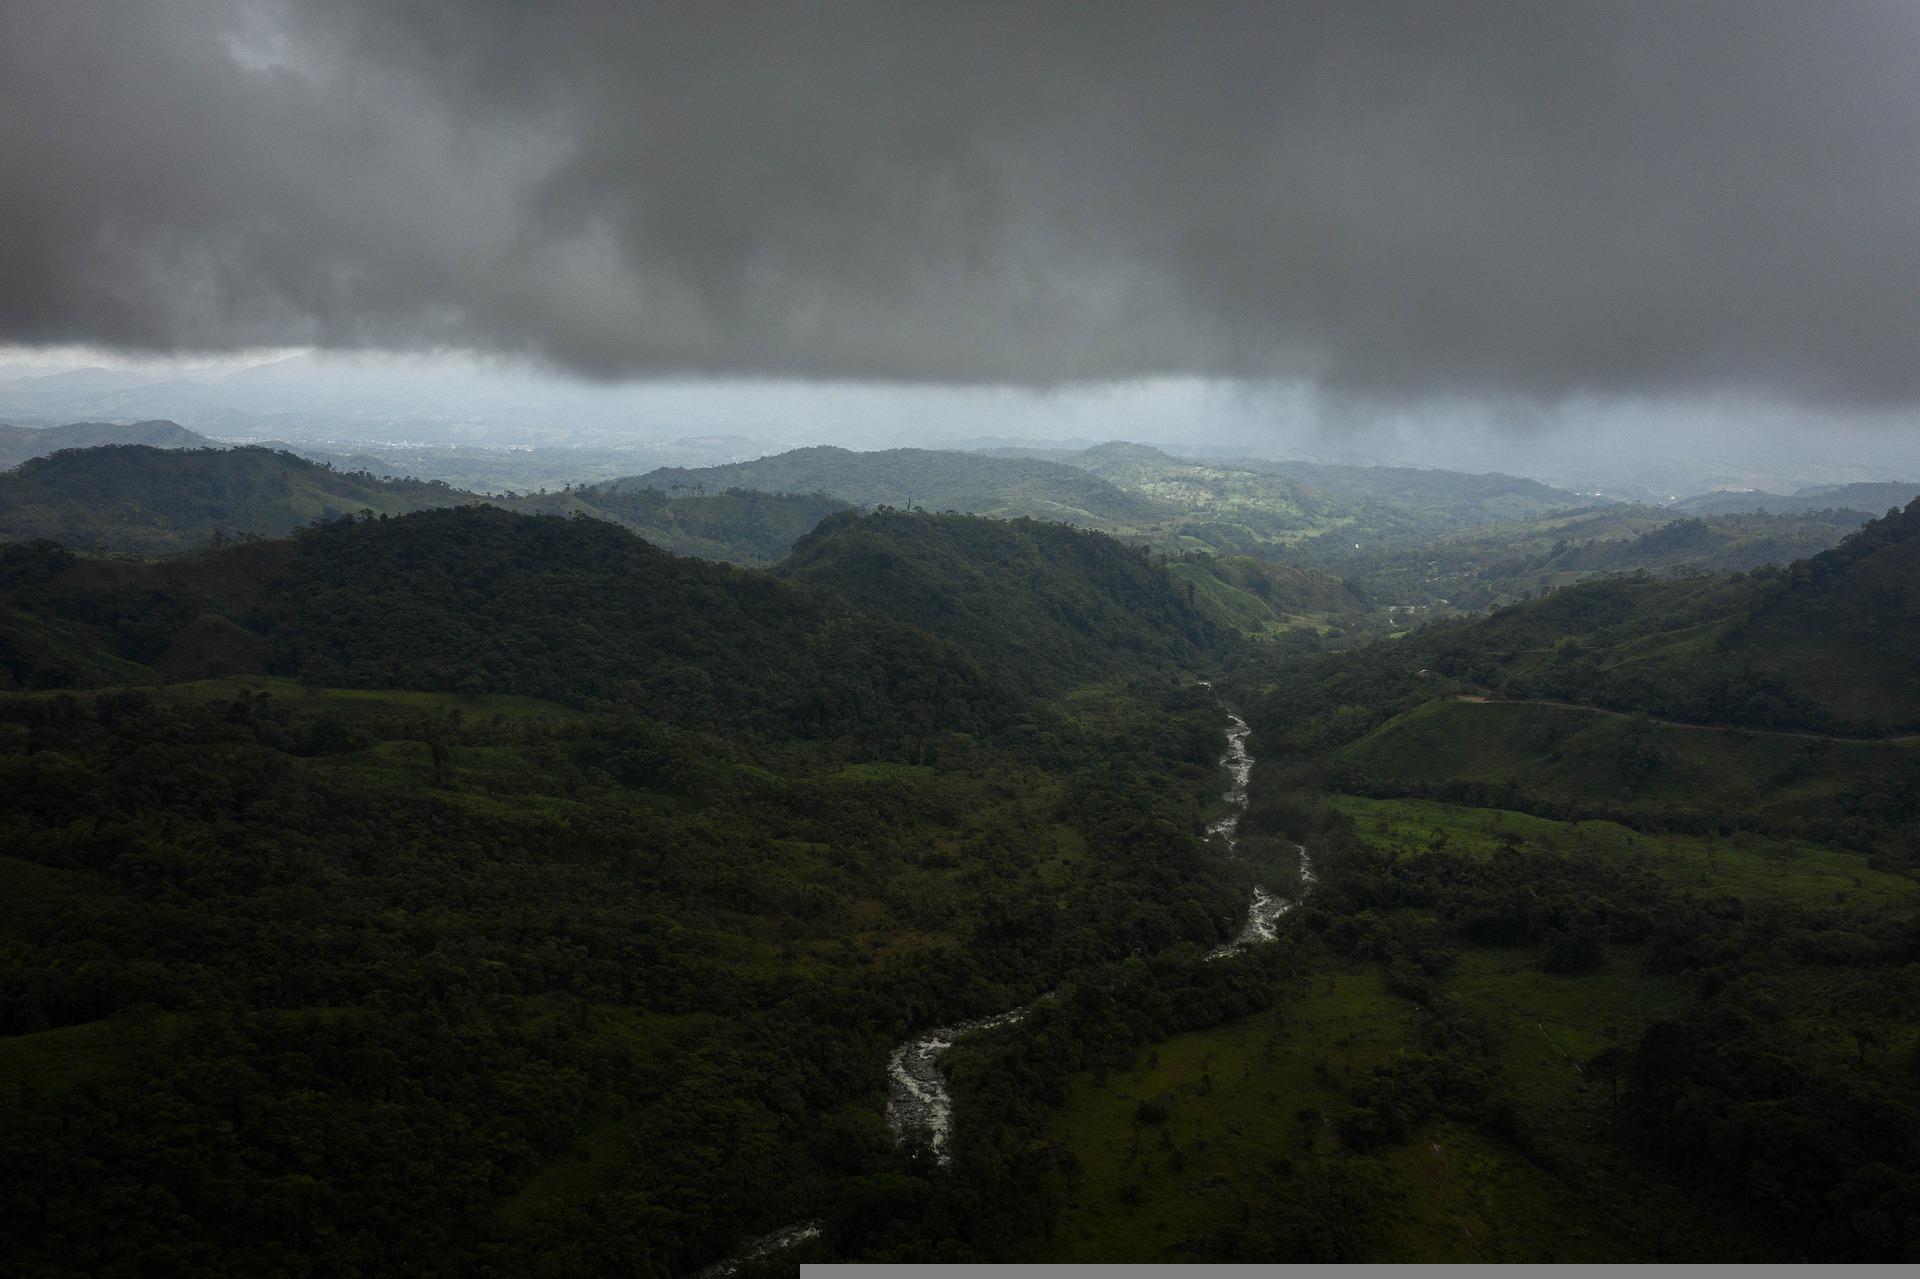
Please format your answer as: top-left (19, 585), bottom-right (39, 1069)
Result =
top-left (1203, 711), bottom-right (1316, 959)
top-left (701, 705), bottom-right (1312, 1272)
top-left (882, 704), bottom-right (1315, 1156)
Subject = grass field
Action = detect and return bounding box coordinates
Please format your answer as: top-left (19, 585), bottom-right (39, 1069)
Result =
top-left (1330, 794), bottom-right (1918, 913)
top-left (1338, 697), bottom-right (1918, 831)
top-left (1033, 956), bottom-right (1755, 1261)
top-left (1025, 781), bottom-right (1920, 1262)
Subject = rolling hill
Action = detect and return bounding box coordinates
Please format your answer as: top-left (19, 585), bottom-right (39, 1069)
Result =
top-left (0, 505), bottom-right (1021, 746)
top-left (0, 445), bottom-right (469, 551)
top-left (777, 509), bottom-right (1223, 693)
top-left (1252, 497), bottom-right (1920, 755)
top-left (0, 444), bottom-right (850, 563)
top-left (994, 443), bottom-right (1594, 545)
top-left (0, 499), bottom-right (1249, 1276)
top-left (0, 419), bottom-right (220, 469)
top-left (1166, 552), bottom-right (1371, 639)
top-left (618, 445), bottom-right (1170, 529)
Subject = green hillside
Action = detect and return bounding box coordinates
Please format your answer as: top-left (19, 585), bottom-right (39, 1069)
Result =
top-left (1229, 498), bottom-right (1920, 850)
top-left (1006, 444), bottom-right (1593, 546)
top-left (1060, 506), bottom-right (1920, 1263)
top-left (778, 509), bottom-right (1223, 693)
top-left (0, 506), bottom-right (1024, 748)
top-left (0, 445), bottom-right (466, 551)
top-left (1230, 455), bottom-right (1586, 531)
top-left (0, 419), bottom-right (220, 469)
top-left (0, 444), bottom-right (850, 563)
top-left (1166, 552), bottom-right (1371, 638)
top-left (620, 445), bottom-right (1170, 529)
top-left (516, 484), bottom-right (853, 564)
top-left (1730, 498), bottom-right (1920, 732)
top-left (1247, 500), bottom-right (1920, 736)
top-left (0, 495), bottom-right (1266, 1275)
top-left (1051, 442), bottom-right (1332, 546)
top-left (1292, 504), bottom-right (1865, 612)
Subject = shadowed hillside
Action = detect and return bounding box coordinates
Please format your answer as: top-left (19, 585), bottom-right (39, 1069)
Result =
top-left (1166, 551), bottom-right (1371, 638)
top-left (1250, 499), bottom-right (1920, 760)
top-left (778, 509), bottom-right (1223, 692)
top-left (0, 445), bottom-right (851, 563)
top-left (0, 446), bottom-right (467, 551)
top-left (0, 506), bottom-right (1022, 747)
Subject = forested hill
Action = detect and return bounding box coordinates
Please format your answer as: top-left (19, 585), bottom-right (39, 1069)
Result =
top-left (0, 506), bottom-right (1019, 747)
top-left (0, 444), bottom-right (852, 563)
top-left (779, 509), bottom-right (1224, 692)
top-left (0, 508), bottom-right (1249, 1274)
top-left (1726, 495), bottom-right (1920, 731)
top-left (615, 445), bottom-right (1170, 528)
top-left (1255, 497), bottom-right (1920, 738)
top-left (0, 419), bottom-right (219, 469)
top-left (0, 445), bottom-right (471, 550)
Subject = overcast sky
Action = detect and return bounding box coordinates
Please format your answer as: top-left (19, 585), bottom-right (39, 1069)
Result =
top-left (4, 1), bottom-right (1919, 455)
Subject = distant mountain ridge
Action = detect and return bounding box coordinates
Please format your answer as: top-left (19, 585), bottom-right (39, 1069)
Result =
top-left (623, 441), bottom-right (1604, 564)
top-left (0, 419), bottom-right (220, 469)
top-left (1291, 503), bottom-right (1869, 613)
top-left (0, 445), bottom-right (849, 562)
top-left (983, 441), bottom-right (1595, 556)
top-left (1669, 480), bottom-right (1920, 517)
top-left (618, 445), bottom-right (1170, 528)
top-left (0, 446), bottom-right (486, 553)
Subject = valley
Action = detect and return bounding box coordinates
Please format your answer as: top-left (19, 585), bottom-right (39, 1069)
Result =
top-left (1, 430), bottom-right (1916, 1269)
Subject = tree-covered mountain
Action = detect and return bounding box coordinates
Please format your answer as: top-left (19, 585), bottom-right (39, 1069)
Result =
top-left (0, 444), bottom-right (850, 563)
top-left (518, 484), bottom-right (853, 564)
top-left (293, 435), bottom-right (771, 493)
top-left (1251, 498), bottom-right (1920, 757)
top-left (0, 506), bottom-right (1034, 750)
top-left (619, 445), bottom-right (1170, 529)
top-left (1425, 499), bottom-right (1920, 734)
top-left (0, 419), bottom-right (219, 469)
top-left (778, 509), bottom-right (1223, 693)
top-left (0, 504), bottom-right (1257, 1274)
top-left (0, 445), bottom-right (471, 551)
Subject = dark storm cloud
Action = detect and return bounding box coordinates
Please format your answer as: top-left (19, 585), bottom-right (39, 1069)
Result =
top-left (4, 1), bottom-right (1919, 401)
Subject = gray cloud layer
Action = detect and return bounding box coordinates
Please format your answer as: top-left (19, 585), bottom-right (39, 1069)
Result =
top-left (4, 1), bottom-right (1919, 401)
